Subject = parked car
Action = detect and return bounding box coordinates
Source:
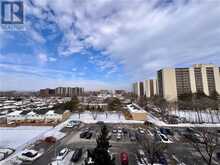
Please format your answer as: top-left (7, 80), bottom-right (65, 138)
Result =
top-left (86, 132), bottom-right (93, 139)
top-left (216, 152), bottom-right (220, 160)
top-left (56, 148), bottom-right (69, 160)
top-left (129, 132), bottom-right (136, 141)
top-left (157, 133), bottom-right (172, 143)
top-left (160, 128), bottom-right (173, 136)
top-left (136, 149), bottom-right (148, 165)
top-left (71, 148), bottom-right (82, 162)
top-left (17, 149), bottom-right (43, 162)
top-left (122, 128), bottom-right (128, 134)
top-left (44, 136), bottom-right (56, 144)
top-left (66, 120), bottom-right (80, 128)
top-left (186, 127), bottom-right (195, 133)
top-left (116, 133), bottom-right (122, 140)
top-left (183, 132), bottom-right (200, 143)
top-left (120, 152), bottom-right (128, 165)
top-left (118, 127), bottom-right (122, 133)
top-left (112, 129), bottom-right (117, 133)
top-left (80, 131), bottom-right (88, 138)
top-left (138, 128), bottom-right (145, 134)
top-left (96, 121), bottom-right (104, 125)
top-left (157, 153), bottom-right (168, 165)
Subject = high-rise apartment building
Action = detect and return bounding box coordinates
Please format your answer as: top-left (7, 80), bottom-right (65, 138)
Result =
top-left (157, 64), bottom-right (220, 102)
top-left (132, 82), bottom-right (144, 97)
top-left (55, 87), bottom-right (84, 97)
top-left (39, 88), bottom-right (55, 97)
top-left (133, 80), bottom-right (157, 98)
top-left (144, 79), bottom-right (158, 97)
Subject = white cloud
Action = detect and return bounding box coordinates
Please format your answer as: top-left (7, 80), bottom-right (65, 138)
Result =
top-left (58, 33), bottom-right (84, 56)
top-left (48, 57), bottom-right (57, 62)
top-left (37, 53), bottom-right (57, 63)
top-left (26, 0), bottom-right (220, 80)
top-left (37, 53), bottom-right (48, 63)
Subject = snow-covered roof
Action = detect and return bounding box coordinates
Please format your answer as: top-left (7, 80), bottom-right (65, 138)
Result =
top-left (127, 103), bottom-right (147, 113)
top-left (7, 111), bottom-right (22, 116)
top-left (27, 111), bottom-right (36, 116)
top-left (46, 110), bottom-right (55, 115)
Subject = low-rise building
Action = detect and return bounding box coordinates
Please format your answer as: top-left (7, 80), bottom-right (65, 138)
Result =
top-left (6, 109), bottom-right (68, 124)
top-left (126, 103), bottom-right (147, 121)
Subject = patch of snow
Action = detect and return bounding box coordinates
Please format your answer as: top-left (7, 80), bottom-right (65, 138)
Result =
top-left (146, 112), bottom-right (220, 128)
top-left (69, 111), bottom-right (144, 124)
top-left (0, 126), bottom-right (52, 149)
top-left (170, 110), bottom-right (220, 123)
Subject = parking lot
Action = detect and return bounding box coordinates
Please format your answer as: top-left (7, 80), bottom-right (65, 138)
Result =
top-left (11, 121), bottom-right (220, 165)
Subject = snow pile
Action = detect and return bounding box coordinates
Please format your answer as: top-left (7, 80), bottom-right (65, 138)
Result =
top-left (69, 111), bottom-right (144, 124)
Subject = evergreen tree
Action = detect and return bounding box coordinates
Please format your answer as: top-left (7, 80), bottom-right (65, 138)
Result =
top-left (86, 125), bottom-right (115, 165)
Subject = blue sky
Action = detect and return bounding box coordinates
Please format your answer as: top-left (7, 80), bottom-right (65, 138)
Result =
top-left (0, 0), bottom-right (220, 91)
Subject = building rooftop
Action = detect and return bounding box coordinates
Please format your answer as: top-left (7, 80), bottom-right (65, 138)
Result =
top-left (127, 103), bottom-right (147, 113)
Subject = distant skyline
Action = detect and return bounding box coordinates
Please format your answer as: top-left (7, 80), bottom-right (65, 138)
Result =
top-left (0, 0), bottom-right (220, 91)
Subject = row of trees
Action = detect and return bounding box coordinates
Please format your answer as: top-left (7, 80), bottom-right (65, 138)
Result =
top-left (53, 96), bottom-right (80, 112)
top-left (53, 96), bottom-right (123, 112)
top-left (136, 92), bottom-right (220, 122)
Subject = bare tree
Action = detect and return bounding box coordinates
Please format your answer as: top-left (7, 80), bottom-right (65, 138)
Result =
top-left (151, 96), bottom-right (168, 121)
top-left (141, 134), bottom-right (167, 165)
top-left (190, 128), bottom-right (220, 165)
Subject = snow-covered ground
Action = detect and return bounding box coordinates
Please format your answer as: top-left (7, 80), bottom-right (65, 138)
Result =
top-left (170, 110), bottom-right (220, 123)
top-left (0, 122), bottom-right (67, 164)
top-left (69, 111), bottom-right (144, 124)
top-left (147, 112), bottom-right (220, 128)
top-left (0, 126), bottom-right (52, 149)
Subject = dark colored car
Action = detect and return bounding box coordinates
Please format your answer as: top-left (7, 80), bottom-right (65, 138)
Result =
top-left (96, 121), bottom-right (104, 125)
top-left (155, 152), bottom-right (168, 165)
top-left (122, 128), bottom-right (128, 134)
top-left (80, 131), bottom-right (88, 138)
top-left (22, 152), bottom-right (38, 158)
top-left (44, 136), bottom-right (56, 144)
top-left (120, 152), bottom-right (128, 165)
top-left (86, 132), bottom-right (93, 139)
top-left (183, 133), bottom-right (200, 143)
top-left (71, 148), bottom-right (82, 162)
top-left (129, 133), bottom-right (136, 141)
top-left (216, 152), bottom-right (220, 160)
top-left (160, 128), bottom-right (173, 136)
top-left (186, 127), bottom-right (194, 133)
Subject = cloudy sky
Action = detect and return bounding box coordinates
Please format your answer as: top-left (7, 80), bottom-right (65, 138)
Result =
top-left (0, 0), bottom-right (220, 91)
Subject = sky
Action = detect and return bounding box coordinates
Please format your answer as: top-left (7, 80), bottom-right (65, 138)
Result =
top-left (0, 0), bottom-right (220, 91)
